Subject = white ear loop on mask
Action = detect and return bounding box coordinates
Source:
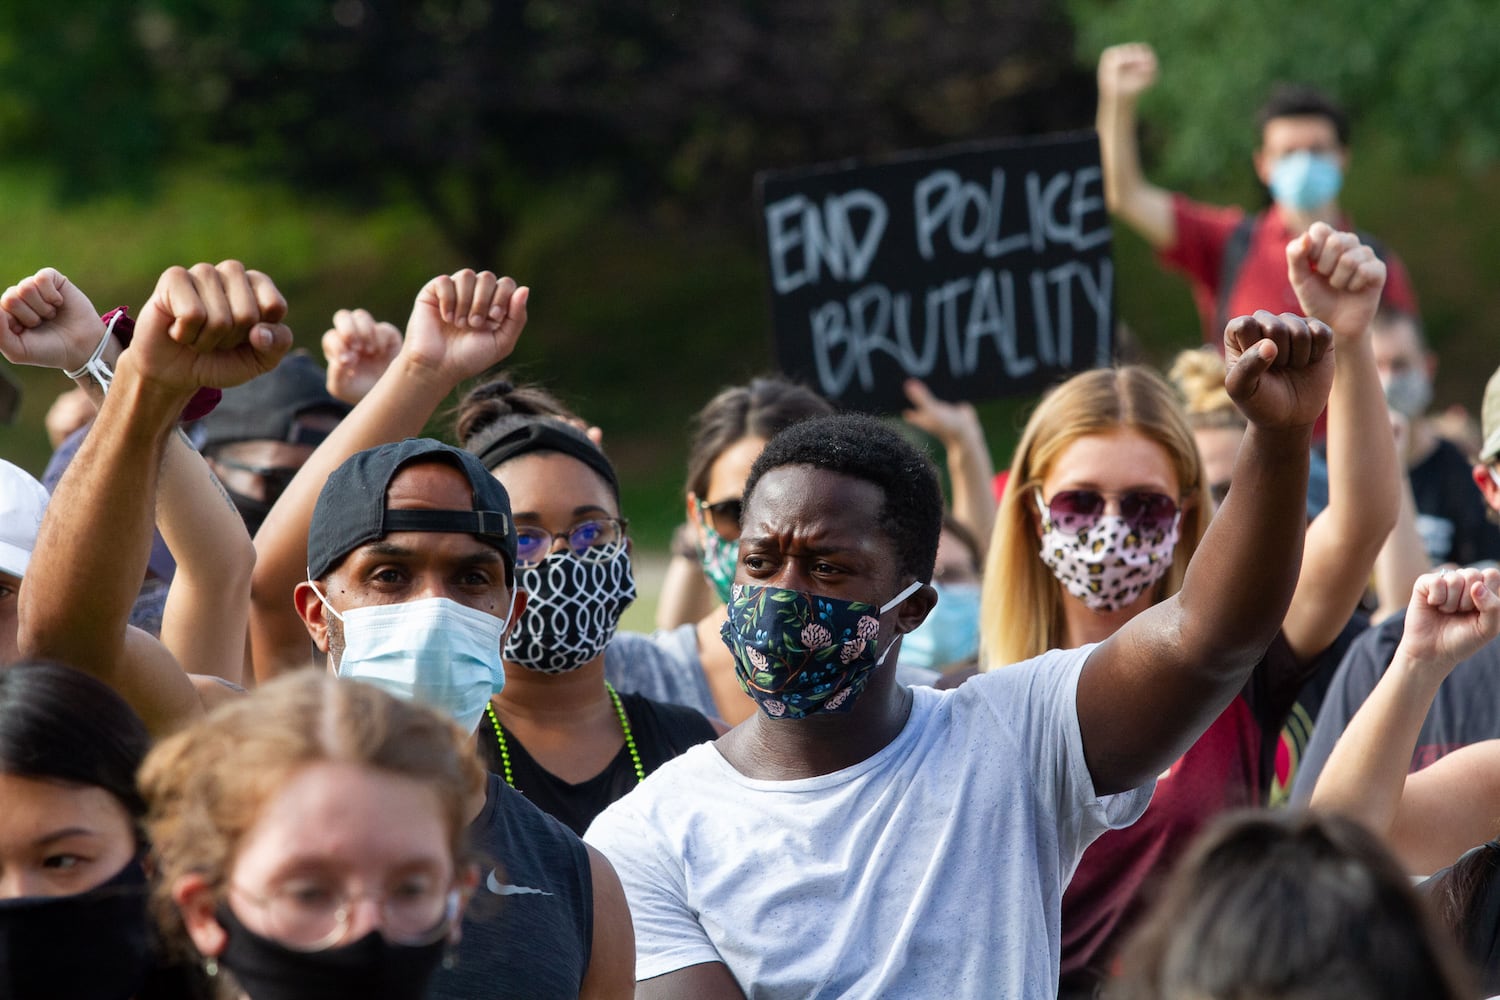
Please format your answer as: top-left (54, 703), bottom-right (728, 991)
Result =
top-left (880, 579), bottom-right (925, 614)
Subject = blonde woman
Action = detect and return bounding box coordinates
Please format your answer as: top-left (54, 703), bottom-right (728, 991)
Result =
top-left (142, 673), bottom-right (485, 1000)
top-left (982, 224), bottom-right (1400, 995)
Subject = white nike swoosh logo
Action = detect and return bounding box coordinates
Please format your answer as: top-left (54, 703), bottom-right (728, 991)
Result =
top-left (487, 869), bottom-right (554, 896)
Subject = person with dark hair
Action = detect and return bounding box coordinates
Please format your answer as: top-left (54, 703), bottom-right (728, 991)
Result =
top-left (1096, 42), bottom-right (1419, 346)
top-left (630, 375), bottom-right (835, 723)
top-left (20, 263), bottom-right (635, 998)
top-left (198, 351), bottom-right (351, 537)
top-left (1108, 810), bottom-right (1474, 1000)
top-left (454, 378), bottom-right (718, 836)
top-left (0, 660), bottom-right (205, 1000)
top-left (585, 301), bottom-right (1336, 997)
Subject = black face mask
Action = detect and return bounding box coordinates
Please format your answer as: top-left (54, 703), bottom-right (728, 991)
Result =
top-left (215, 903), bottom-right (448, 1000)
top-left (0, 859), bottom-right (154, 1000)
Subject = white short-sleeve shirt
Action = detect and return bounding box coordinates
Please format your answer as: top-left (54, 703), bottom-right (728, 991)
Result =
top-left (584, 644), bottom-right (1153, 999)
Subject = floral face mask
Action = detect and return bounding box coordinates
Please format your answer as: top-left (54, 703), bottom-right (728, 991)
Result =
top-left (720, 580), bottom-right (923, 719)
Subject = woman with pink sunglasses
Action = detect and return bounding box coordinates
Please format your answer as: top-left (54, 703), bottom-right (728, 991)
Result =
top-left (980, 224), bottom-right (1401, 997)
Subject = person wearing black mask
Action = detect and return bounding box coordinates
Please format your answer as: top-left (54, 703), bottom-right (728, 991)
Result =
top-left (0, 661), bottom-right (202, 1000)
top-left (142, 672), bottom-right (485, 1000)
top-left (199, 352), bottom-right (351, 537)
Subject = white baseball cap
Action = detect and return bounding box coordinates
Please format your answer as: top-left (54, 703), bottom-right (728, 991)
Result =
top-left (0, 459), bottom-right (48, 580)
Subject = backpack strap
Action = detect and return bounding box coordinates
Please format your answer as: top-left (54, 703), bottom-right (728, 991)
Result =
top-left (1214, 216), bottom-right (1390, 342)
top-left (1213, 214), bottom-right (1258, 343)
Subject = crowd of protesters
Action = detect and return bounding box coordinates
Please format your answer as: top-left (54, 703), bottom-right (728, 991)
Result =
top-left (4, 39), bottom-right (1500, 1000)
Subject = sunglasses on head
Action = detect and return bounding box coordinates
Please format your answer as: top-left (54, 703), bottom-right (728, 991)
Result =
top-left (696, 497), bottom-right (743, 540)
top-left (1035, 487), bottom-right (1180, 535)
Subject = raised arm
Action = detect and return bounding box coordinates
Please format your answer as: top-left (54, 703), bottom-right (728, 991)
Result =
top-left (1372, 413), bottom-right (1431, 623)
top-left (1096, 43), bottom-right (1176, 250)
top-left (1282, 224), bottom-right (1399, 661)
top-left (902, 378), bottom-right (997, 553)
top-left (1, 268), bottom-right (255, 685)
top-left (11, 263), bottom-right (290, 735)
top-left (1078, 310), bottom-right (1334, 794)
top-left (1310, 568), bottom-right (1500, 872)
top-left (322, 307), bottom-right (402, 405)
top-left (249, 272), bottom-right (529, 681)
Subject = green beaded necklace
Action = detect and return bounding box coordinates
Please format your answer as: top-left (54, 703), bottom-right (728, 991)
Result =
top-left (485, 682), bottom-right (644, 788)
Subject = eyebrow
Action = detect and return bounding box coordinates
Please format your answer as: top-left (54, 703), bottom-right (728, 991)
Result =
top-left (512, 505), bottom-right (612, 521)
top-left (33, 827), bottom-right (98, 847)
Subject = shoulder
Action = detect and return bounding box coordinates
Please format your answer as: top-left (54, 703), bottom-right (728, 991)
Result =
top-left (479, 775), bottom-right (592, 885)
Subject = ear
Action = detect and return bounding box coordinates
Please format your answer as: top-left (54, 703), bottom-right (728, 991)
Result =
top-left (685, 492), bottom-right (707, 546)
top-left (172, 873), bottom-right (228, 959)
top-left (500, 586), bottom-right (527, 645)
top-left (1474, 464), bottom-right (1500, 512)
top-left (890, 583), bottom-right (939, 637)
top-left (293, 580), bottom-right (332, 653)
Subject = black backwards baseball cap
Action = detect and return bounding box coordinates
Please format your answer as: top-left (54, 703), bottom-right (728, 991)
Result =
top-left (473, 418), bottom-right (620, 503)
top-left (201, 352), bottom-right (351, 450)
top-left (307, 438), bottom-right (516, 582)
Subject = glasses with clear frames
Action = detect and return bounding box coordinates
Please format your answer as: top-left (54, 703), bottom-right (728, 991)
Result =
top-left (513, 517), bottom-right (628, 570)
top-left (228, 880), bottom-right (462, 952)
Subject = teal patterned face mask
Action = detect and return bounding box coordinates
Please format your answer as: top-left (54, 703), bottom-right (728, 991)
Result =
top-left (698, 524), bottom-right (740, 604)
top-left (720, 580), bottom-right (923, 720)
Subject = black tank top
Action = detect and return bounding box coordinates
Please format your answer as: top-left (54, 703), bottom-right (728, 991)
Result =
top-left (429, 776), bottom-right (593, 1000)
top-left (478, 691), bottom-right (717, 836)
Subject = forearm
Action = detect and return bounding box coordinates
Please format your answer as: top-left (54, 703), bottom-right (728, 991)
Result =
top-left (944, 427), bottom-right (997, 555)
top-left (1095, 93), bottom-right (1174, 248)
top-left (1082, 422), bottom-right (1315, 793)
top-left (157, 430), bottom-right (254, 684)
top-left (1175, 423), bottom-right (1313, 663)
top-left (1309, 650), bottom-right (1445, 835)
top-left (19, 356), bottom-right (186, 674)
top-left (1284, 339), bottom-right (1400, 657)
top-left (1373, 476), bottom-right (1429, 623)
top-left (250, 352), bottom-right (456, 678)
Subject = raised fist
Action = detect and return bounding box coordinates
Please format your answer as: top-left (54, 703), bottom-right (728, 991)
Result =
top-left (1098, 43), bottom-right (1159, 101)
top-left (1223, 310), bottom-right (1335, 430)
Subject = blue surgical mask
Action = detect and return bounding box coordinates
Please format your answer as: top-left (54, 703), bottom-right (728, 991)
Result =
top-left (1268, 150), bottom-right (1343, 213)
top-left (898, 582), bottom-right (981, 670)
top-left (311, 585), bottom-right (514, 733)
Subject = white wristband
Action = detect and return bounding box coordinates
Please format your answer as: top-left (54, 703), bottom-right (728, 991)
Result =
top-left (63, 311), bottom-right (123, 393)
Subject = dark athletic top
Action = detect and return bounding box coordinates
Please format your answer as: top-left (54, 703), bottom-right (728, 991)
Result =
top-left (478, 690), bottom-right (717, 836)
top-left (428, 775), bottom-right (593, 1000)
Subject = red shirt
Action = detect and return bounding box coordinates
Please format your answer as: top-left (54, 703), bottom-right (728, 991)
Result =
top-left (1159, 194), bottom-right (1420, 347)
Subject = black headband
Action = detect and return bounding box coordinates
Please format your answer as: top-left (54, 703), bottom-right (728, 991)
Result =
top-left (476, 421), bottom-right (620, 502)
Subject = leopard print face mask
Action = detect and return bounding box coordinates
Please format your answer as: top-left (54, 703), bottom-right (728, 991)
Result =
top-left (1037, 509), bottom-right (1180, 613)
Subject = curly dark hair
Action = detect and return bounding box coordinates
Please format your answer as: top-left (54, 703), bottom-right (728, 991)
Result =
top-left (743, 413), bottom-right (942, 584)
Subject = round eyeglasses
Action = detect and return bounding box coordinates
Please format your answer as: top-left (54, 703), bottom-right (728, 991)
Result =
top-left (229, 880), bottom-right (462, 952)
top-left (1035, 487), bottom-right (1181, 536)
top-left (513, 517), bottom-right (628, 569)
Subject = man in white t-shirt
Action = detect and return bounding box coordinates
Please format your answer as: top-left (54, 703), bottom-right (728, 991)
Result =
top-left (586, 312), bottom-right (1336, 999)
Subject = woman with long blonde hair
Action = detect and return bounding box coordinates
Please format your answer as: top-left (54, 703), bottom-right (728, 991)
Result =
top-left (982, 226), bottom-right (1401, 996)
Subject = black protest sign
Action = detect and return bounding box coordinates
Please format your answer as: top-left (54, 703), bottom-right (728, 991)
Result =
top-left (756, 131), bottom-right (1114, 412)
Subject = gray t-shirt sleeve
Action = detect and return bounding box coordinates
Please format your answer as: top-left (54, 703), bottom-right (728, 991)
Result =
top-left (1289, 618), bottom-right (1401, 805)
top-left (604, 626), bottom-right (717, 719)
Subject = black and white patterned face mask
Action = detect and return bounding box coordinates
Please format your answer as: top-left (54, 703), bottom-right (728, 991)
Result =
top-left (504, 548), bottom-right (637, 674)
